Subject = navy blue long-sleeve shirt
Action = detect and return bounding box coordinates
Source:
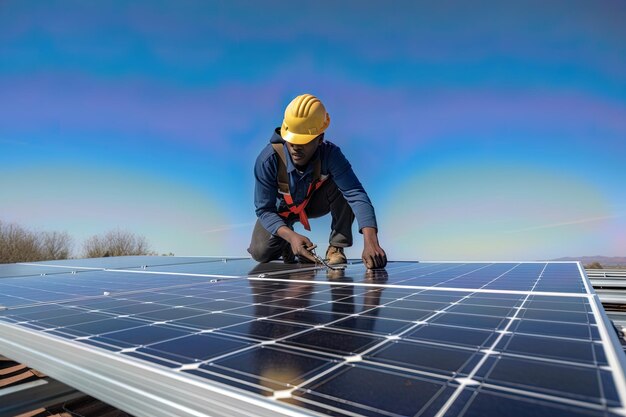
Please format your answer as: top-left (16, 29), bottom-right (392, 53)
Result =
top-left (254, 128), bottom-right (378, 235)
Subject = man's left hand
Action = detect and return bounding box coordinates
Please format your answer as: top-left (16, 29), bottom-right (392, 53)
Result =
top-left (361, 227), bottom-right (387, 269)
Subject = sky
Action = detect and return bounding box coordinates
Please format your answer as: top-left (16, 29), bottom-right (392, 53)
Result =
top-left (1, 0), bottom-right (625, 261)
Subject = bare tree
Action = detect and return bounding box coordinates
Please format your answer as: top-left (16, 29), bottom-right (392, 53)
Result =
top-left (0, 221), bottom-right (153, 263)
top-left (40, 231), bottom-right (73, 261)
top-left (0, 221), bottom-right (39, 263)
top-left (82, 229), bottom-right (150, 258)
top-left (0, 221), bottom-right (72, 263)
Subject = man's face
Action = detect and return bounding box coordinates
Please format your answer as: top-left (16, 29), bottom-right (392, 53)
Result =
top-left (285, 135), bottom-right (322, 168)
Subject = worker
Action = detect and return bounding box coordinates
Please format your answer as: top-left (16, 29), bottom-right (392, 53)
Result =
top-left (247, 93), bottom-right (387, 269)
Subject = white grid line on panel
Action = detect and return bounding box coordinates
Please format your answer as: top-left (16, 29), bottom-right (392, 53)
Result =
top-left (433, 263), bottom-right (548, 417)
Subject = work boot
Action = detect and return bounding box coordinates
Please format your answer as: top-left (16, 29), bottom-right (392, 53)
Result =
top-left (281, 245), bottom-right (297, 264)
top-left (325, 246), bottom-right (347, 265)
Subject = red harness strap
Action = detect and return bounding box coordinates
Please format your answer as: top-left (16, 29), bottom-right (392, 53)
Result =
top-left (272, 142), bottom-right (327, 231)
top-left (278, 178), bottom-right (327, 231)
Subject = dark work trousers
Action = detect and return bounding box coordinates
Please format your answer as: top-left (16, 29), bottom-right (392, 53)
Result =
top-left (247, 179), bottom-right (355, 263)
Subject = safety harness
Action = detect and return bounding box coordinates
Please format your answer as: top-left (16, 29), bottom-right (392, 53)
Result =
top-left (272, 143), bottom-right (328, 231)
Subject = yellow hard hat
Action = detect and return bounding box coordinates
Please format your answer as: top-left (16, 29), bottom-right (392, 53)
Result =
top-left (280, 93), bottom-right (330, 144)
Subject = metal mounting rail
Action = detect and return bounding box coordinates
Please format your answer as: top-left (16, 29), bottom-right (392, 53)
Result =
top-left (0, 322), bottom-right (321, 417)
top-left (587, 269), bottom-right (626, 278)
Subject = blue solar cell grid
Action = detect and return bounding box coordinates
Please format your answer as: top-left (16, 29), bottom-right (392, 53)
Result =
top-left (0, 257), bottom-right (622, 417)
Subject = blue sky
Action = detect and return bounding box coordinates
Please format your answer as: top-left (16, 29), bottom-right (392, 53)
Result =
top-left (1, 1), bottom-right (625, 260)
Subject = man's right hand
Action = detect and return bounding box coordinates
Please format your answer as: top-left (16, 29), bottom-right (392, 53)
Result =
top-left (288, 234), bottom-right (318, 263)
top-left (277, 226), bottom-right (317, 263)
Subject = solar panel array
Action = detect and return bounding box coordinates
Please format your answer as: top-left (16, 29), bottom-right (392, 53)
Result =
top-left (0, 257), bottom-right (625, 417)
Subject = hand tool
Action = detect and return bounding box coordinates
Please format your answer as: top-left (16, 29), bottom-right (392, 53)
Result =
top-left (304, 244), bottom-right (346, 271)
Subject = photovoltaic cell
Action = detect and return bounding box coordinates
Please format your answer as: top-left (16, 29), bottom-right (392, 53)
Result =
top-left (0, 257), bottom-right (624, 417)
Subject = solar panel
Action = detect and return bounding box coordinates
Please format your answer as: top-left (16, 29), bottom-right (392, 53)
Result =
top-left (0, 256), bottom-right (247, 281)
top-left (19, 255), bottom-right (246, 269)
top-left (0, 257), bottom-right (624, 417)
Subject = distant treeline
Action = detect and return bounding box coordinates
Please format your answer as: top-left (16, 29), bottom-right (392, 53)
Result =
top-left (584, 262), bottom-right (626, 269)
top-left (0, 220), bottom-right (154, 264)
